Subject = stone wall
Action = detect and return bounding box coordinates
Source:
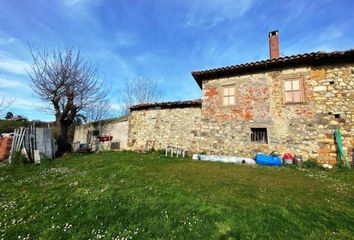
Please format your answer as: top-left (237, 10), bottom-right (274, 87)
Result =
top-left (73, 117), bottom-right (128, 151)
top-left (311, 65), bottom-right (354, 164)
top-left (128, 107), bottom-right (202, 152)
top-left (200, 64), bottom-right (354, 164)
top-left (117, 64), bottom-right (353, 164)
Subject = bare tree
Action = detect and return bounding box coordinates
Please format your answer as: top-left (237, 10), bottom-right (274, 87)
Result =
top-left (0, 97), bottom-right (14, 116)
top-left (121, 76), bottom-right (162, 116)
top-left (28, 46), bottom-right (109, 156)
top-left (0, 72), bottom-right (15, 116)
top-left (83, 99), bottom-right (111, 123)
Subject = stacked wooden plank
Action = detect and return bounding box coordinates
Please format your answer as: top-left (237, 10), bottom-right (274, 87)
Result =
top-left (7, 123), bottom-right (55, 163)
top-left (8, 127), bottom-right (29, 163)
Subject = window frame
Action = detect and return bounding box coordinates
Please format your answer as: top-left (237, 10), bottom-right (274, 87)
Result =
top-left (283, 76), bottom-right (305, 104)
top-left (222, 84), bottom-right (236, 106)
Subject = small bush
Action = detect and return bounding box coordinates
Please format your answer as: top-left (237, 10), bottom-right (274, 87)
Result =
top-left (0, 120), bottom-right (29, 133)
top-left (11, 151), bottom-right (30, 165)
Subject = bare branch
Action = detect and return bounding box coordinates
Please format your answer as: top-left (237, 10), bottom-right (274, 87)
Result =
top-left (0, 96), bottom-right (15, 115)
top-left (28, 46), bottom-right (110, 156)
top-left (82, 99), bottom-right (111, 123)
top-left (120, 76), bottom-right (162, 116)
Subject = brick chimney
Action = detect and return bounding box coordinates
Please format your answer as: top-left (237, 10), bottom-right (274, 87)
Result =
top-left (269, 30), bottom-right (280, 60)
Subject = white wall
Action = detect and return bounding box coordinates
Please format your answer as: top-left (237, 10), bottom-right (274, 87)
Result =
top-left (73, 118), bottom-right (128, 151)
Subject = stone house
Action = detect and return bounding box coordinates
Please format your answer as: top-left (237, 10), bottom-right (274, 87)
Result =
top-left (128, 31), bottom-right (354, 164)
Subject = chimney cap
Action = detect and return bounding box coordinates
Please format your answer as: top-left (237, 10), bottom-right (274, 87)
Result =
top-left (269, 30), bottom-right (279, 37)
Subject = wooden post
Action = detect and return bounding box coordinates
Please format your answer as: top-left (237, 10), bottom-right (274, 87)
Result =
top-left (8, 129), bottom-right (17, 163)
top-left (48, 123), bottom-right (55, 159)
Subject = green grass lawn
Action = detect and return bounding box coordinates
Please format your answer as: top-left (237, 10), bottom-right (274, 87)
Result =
top-left (0, 151), bottom-right (353, 240)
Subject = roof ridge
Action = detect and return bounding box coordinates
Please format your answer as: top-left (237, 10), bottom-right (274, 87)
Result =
top-left (192, 48), bottom-right (354, 88)
top-left (130, 99), bottom-right (202, 110)
top-left (192, 49), bottom-right (354, 75)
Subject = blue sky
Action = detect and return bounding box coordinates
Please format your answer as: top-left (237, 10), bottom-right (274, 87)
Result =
top-left (0, 0), bottom-right (353, 121)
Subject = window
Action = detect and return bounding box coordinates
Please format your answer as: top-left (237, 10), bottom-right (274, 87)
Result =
top-left (251, 128), bottom-right (268, 144)
top-left (284, 77), bottom-right (304, 103)
top-left (222, 85), bottom-right (235, 106)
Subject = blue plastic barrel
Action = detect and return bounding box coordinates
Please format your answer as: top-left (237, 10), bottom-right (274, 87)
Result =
top-left (256, 154), bottom-right (282, 166)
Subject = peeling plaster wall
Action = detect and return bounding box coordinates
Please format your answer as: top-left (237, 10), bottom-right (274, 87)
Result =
top-left (200, 64), bottom-right (354, 164)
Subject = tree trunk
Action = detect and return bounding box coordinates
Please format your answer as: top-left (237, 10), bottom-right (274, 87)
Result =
top-left (55, 120), bottom-right (71, 157)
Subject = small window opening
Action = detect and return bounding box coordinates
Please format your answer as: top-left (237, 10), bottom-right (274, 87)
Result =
top-left (334, 114), bottom-right (341, 119)
top-left (329, 81), bottom-right (334, 85)
top-left (251, 128), bottom-right (268, 144)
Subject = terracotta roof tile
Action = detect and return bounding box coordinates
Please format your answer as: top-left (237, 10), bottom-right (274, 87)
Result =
top-left (130, 99), bottom-right (202, 111)
top-left (192, 49), bottom-right (354, 88)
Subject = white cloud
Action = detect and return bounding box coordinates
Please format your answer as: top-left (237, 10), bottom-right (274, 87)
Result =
top-left (62, 0), bottom-right (102, 6)
top-left (134, 52), bottom-right (158, 65)
top-left (61, 0), bottom-right (103, 26)
top-left (283, 24), bottom-right (346, 56)
top-left (0, 31), bottom-right (17, 45)
top-left (114, 31), bottom-right (136, 47)
top-left (11, 98), bottom-right (37, 110)
top-left (0, 52), bottom-right (30, 75)
top-left (183, 0), bottom-right (254, 28)
top-left (0, 36), bottom-right (16, 45)
top-left (0, 59), bottom-right (30, 75)
top-left (317, 27), bottom-right (343, 42)
top-left (3, 96), bottom-right (53, 121)
top-left (0, 77), bottom-right (29, 89)
top-left (110, 102), bottom-right (123, 111)
top-left (0, 92), bottom-right (40, 111)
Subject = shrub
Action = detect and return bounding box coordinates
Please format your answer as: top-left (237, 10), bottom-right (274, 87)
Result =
top-left (0, 120), bottom-right (29, 133)
top-left (11, 151), bottom-right (30, 165)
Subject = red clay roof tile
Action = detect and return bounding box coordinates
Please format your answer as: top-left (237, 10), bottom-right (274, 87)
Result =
top-left (192, 49), bottom-right (354, 88)
top-left (130, 99), bottom-right (202, 111)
